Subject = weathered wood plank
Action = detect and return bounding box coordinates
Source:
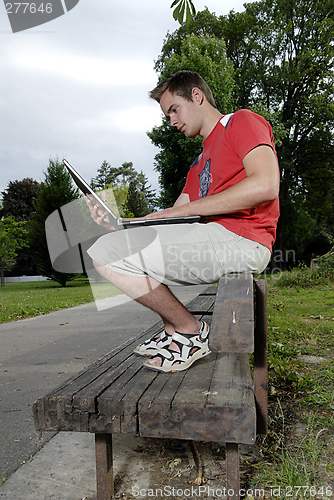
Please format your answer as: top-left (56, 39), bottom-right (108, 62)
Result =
top-left (33, 323), bottom-right (165, 431)
top-left (209, 273), bottom-right (254, 353)
top-left (95, 363), bottom-right (157, 435)
top-left (185, 292), bottom-right (216, 315)
top-left (36, 327), bottom-right (158, 399)
top-left (200, 285), bottom-right (217, 295)
top-left (117, 367), bottom-right (159, 434)
top-left (206, 353), bottom-right (254, 407)
top-left (71, 353), bottom-right (140, 413)
top-left (138, 353), bottom-right (256, 444)
top-left (172, 353), bottom-right (218, 407)
top-left (137, 363), bottom-right (191, 439)
top-left (205, 353), bottom-right (256, 444)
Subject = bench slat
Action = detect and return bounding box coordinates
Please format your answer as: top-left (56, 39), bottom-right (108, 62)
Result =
top-left (138, 354), bottom-right (217, 440)
top-left (90, 362), bottom-right (152, 433)
top-left (209, 274), bottom-right (254, 353)
top-left (138, 352), bottom-right (255, 444)
top-left (184, 291), bottom-right (216, 315)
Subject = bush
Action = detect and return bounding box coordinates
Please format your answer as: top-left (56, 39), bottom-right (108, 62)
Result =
top-left (275, 258), bottom-right (334, 288)
top-left (318, 252), bottom-right (334, 272)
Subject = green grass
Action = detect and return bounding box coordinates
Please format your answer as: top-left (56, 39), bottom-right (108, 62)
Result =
top-left (0, 278), bottom-right (122, 323)
top-left (250, 272), bottom-right (334, 497)
top-left (267, 280), bottom-right (334, 356)
top-left (252, 406), bottom-right (333, 499)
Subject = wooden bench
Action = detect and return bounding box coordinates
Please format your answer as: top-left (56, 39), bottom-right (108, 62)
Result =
top-left (33, 273), bottom-right (268, 500)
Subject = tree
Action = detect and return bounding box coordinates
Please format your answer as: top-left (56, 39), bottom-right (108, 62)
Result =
top-left (125, 172), bottom-right (157, 217)
top-left (136, 171), bottom-right (157, 213)
top-left (0, 178), bottom-right (41, 276)
top-left (91, 161), bottom-right (138, 191)
top-left (0, 217), bottom-right (28, 286)
top-left (111, 182), bottom-right (129, 217)
top-left (148, 121), bottom-right (203, 207)
top-left (0, 178), bottom-right (41, 221)
top-left (148, 33), bottom-right (235, 207)
top-left (91, 161), bottom-right (157, 216)
top-left (90, 161), bottom-right (114, 190)
top-left (155, 9), bottom-right (227, 82)
top-left (28, 158), bottom-right (80, 286)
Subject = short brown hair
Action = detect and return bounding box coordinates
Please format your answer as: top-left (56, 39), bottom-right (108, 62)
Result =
top-left (149, 70), bottom-right (217, 108)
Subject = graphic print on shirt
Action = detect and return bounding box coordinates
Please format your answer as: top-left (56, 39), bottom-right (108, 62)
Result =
top-left (198, 159), bottom-right (212, 197)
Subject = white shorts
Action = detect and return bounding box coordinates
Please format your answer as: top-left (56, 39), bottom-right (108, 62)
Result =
top-left (87, 222), bottom-right (271, 287)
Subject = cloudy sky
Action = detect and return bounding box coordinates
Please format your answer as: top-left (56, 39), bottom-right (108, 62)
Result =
top-left (0, 0), bottom-right (245, 196)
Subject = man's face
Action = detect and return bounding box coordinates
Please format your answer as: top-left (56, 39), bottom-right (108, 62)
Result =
top-left (159, 90), bottom-right (202, 138)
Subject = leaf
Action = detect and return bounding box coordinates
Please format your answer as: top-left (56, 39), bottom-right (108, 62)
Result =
top-left (171, 0), bottom-right (196, 25)
top-left (178, 1), bottom-right (185, 24)
top-left (185, 2), bottom-right (192, 25)
top-left (172, 2), bottom-right (182, 21)
top-left (188, 0), bottom-right (196, 16)
top-left (172, 0), bottom-right (183, 21)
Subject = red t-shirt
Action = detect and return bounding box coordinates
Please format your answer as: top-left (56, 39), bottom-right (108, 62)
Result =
top-left (182, 109), bottom-right (280, 251)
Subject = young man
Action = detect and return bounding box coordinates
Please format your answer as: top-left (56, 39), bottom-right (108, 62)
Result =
top-left (87, 70), bottom-right (280, 373)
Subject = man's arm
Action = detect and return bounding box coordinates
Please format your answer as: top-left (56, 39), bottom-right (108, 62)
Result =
top-left (144, 145), bottom-right (280, 219)
top-left (173, 192), bottom-right (190, 207)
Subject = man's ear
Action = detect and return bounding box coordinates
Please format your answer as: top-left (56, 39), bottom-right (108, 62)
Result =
top-left (191, 87), bottom-right (204, 105)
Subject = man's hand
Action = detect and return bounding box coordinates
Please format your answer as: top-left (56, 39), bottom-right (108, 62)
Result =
top-left (84, 194), bottom-right (116, 230)
top-left (143, 205), bottom-right (188, 220)
top-left (143, 192), bottom-right (192, 220)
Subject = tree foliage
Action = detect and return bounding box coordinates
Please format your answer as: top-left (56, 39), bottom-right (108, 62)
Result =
top-left (91, 161), bottom-right (157, 217)
top-left (28, 158), bottom-right (80, 286)
top-left (148, 122), bottom-right (203, 207)
top-left (125, 172), bottom-right (157, 216)
top-left (0, 216), bottom-right (28, 286)
top-left (0, 178), bottom-right (41, 276)
top-left (222, 0), bottom-right (334, 262)
top-left (0, 178), bottom-right (41, 221)
top-left (91, 161), bottom-right (138, 190)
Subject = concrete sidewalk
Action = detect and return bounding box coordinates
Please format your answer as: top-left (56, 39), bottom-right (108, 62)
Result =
top-left (0, 431), bottom-right (245, 499)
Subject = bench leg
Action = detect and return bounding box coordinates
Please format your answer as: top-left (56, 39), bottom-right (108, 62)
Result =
top-left (254, 279), bottom-right (268, 435)
top-left (95, 433), bottom-right (114, 500)
top-left (226, 443), bottom-right (240, 500)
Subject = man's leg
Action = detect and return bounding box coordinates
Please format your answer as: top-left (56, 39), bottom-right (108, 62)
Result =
top-left (93, 260), bottom-right (201, 336)
top-left (93, 260), bottom-right (204, 367)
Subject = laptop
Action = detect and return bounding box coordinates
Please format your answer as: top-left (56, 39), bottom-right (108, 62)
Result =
top-left (63, 159), bottom-right (200, 230)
